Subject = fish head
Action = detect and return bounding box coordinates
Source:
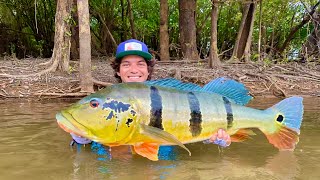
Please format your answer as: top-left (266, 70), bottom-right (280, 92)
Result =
top-left (56, 93), bottom-right (140, 146)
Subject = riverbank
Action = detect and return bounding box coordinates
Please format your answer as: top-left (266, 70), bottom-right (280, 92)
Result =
top-left (0, 57), bottom-right (319, 99)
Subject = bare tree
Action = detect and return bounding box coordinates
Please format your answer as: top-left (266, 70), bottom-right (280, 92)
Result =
top-left (160, 0), bottom-right (170, 61)
top-left (77, 0), bottom-right (94, 93)
top-left (127, 0), bottom-right (136, 39)
top-left (178, 0), bottom-right (198, 60)
top-left (231, 0), bottom-right (256, 62)
top-left (208, 0), bottom-right (221, 68)
top-left (52, 0), bottom-right (73, 72)
top-left (70, 0), bottom-right (79, 60)
top-left (257, 0), bottom-right (263, 62)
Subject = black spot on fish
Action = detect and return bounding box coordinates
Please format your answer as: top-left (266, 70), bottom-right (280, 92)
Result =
top-left (187, 92), bottom-right (202, 137)
top-left (149, 86), bottom-right (163, 130)
top-left (106, 111), bottom-right (114, 120)
top-left (103, 100), bottom-right (130, 113)
top-left (130, 110), bottom-right (136, 117)
top-left (276, 115), bottom-right (284, 123)
top-left (126, 118), bottom-right (133, 127)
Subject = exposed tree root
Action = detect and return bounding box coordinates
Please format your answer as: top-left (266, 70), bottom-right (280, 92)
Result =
top-left (0, 58), bottom-right (57, 78)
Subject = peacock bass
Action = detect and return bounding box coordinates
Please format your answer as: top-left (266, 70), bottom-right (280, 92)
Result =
top-left (56, 78), bottom-right (304, 161)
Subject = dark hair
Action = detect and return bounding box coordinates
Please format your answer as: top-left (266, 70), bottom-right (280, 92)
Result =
top-left (111, 57), bottom-right (156, 82)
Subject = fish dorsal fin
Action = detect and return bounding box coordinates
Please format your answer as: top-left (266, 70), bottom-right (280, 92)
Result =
top-left (145, 78), bottom-right (202, 91)
top-left (146, 77), bottom-right (252, 105)
top-left (201, 77), bottom-right (253, 105)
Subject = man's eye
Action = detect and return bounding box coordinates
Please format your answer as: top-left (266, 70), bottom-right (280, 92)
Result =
top-left (138, 63), bottom-right (146, 66)
top-left (121, 63), bottom-right (130, 67)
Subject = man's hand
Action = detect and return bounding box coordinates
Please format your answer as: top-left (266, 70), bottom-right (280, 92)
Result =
top-left (205, 129), bottom-right (231, 147)
top-left (70, 133), bottom-right (92, 145)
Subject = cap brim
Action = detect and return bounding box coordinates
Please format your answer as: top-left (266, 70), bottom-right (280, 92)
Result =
top-left (116, 50), bottom-right (152, 61)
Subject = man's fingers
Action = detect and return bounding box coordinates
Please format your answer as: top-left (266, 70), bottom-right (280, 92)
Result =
top-left (209, 133), bottom-right (217, 142)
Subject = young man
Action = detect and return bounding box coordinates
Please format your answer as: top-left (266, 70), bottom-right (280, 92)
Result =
top-left (71, 39), bottom-right (231, 150)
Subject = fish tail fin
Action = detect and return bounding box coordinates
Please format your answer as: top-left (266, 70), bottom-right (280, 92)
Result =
top-left (262, 96), bottom-right (303, 150)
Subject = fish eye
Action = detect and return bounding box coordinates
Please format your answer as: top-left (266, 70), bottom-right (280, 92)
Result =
top-left (90, 99), bottom-right (100, 108)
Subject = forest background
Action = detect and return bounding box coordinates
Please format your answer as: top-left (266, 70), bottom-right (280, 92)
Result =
top-left (0, 0), bottom-right (319, 98)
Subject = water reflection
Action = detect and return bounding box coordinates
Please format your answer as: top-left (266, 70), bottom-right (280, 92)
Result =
top-left (66, 140), bottom-right (301, 179)
top-left (265, 151), bottom-right (299, 179)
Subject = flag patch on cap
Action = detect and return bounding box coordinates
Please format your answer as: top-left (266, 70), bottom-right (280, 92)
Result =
top-left (125, 42), bottom-right (142, 51)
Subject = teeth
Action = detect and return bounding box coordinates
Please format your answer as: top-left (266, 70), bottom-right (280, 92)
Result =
top-left (128, 76), bottom-right (140, 79)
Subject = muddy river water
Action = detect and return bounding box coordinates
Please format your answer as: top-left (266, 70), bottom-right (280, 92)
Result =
top-left (0, 97), bottom-right (319, 179)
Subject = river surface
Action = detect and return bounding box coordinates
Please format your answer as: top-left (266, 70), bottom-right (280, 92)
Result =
top-left (0, 97), bottom-right (319, 180)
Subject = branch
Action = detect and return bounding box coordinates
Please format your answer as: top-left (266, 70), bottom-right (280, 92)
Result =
top-left (278, 1), bottom-right (320, 53)
top-left (92, 78), bottom-right (113, 86)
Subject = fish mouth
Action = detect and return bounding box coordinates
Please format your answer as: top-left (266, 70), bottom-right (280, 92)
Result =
top-left (56, 112), bottom-right (90, 138)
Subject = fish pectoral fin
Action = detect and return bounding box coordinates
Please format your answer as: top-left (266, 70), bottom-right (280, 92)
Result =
top-left (140, 124), bottom-right (191, 156)
top-left (133, 143), bottom-right (159, 161)
top-left (230, 129), bottom-right (256, 142)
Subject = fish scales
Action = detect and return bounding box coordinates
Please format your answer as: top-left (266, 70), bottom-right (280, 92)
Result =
top-left (155, 86), bottom-right (230, 143)
top-left (89, 83), bottom-right (232, 143)
top-left (56, 78), bottom-right (304, 161)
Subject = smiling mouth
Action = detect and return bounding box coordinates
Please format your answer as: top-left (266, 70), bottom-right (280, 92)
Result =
top-left (128, 76), bottom-right (141, 79)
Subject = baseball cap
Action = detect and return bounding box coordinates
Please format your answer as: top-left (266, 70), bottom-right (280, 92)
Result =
top-left (115, 39), bottom-right (152, 61)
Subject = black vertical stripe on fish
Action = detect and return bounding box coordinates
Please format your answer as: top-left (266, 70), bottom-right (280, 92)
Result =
top-left (223, 97), bottom-right (233, 129)
top-left (149, 86), bottom-right (164, 130)
top-left (187, 92), bottom-right (202, 136)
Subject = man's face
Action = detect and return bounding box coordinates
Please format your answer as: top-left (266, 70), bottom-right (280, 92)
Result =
top-left (117, 55), bottom-right (149, 83)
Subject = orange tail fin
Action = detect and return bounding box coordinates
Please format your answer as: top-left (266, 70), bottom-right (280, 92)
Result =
top-left (265, 125), bottom-right (299, 150)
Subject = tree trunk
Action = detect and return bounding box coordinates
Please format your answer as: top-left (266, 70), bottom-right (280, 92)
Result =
top-left (160, 0), bottom-right (170, 61)
top-left (51, 0), bottom-right (72, 72)
top-left (178, 0), bottom-right (198, 60)
top-left (232, 1), bottom-right (256, 62)
top-left (120, 0), bottom-right (127, 41)
top-left (127, 0), bottom-right (136, 39)
top-left (208, 0), bottom-right (221, 68)
top-left (70, 0), bottom-right (79, 60)
top-left (257, 0), bottom-right (263, 62)
top-left (77, 0), bottom-right (94, 93)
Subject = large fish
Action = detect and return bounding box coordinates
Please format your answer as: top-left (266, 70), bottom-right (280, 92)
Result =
top-left (56, 78), bottom-right (303, 161)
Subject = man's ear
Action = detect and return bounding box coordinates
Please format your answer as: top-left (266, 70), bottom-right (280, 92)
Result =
top-left (117, 72), bottom-right (121, 77)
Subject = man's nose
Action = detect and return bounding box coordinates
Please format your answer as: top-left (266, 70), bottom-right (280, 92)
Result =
top-left (129, 64), bottom-right (139, 73)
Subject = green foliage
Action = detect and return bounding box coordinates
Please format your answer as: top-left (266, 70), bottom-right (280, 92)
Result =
top-left (0, 0), bottom-right (318, 61)
top-left (0, 0), bottom-right (55, 58)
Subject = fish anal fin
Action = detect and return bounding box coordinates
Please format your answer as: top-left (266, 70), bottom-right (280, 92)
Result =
top-left (230, 129), bottom-right (255, 142)
top-left (265, 126), bottom-right (299, 150)
top-left (133, 143), bottom-right (159, 161)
